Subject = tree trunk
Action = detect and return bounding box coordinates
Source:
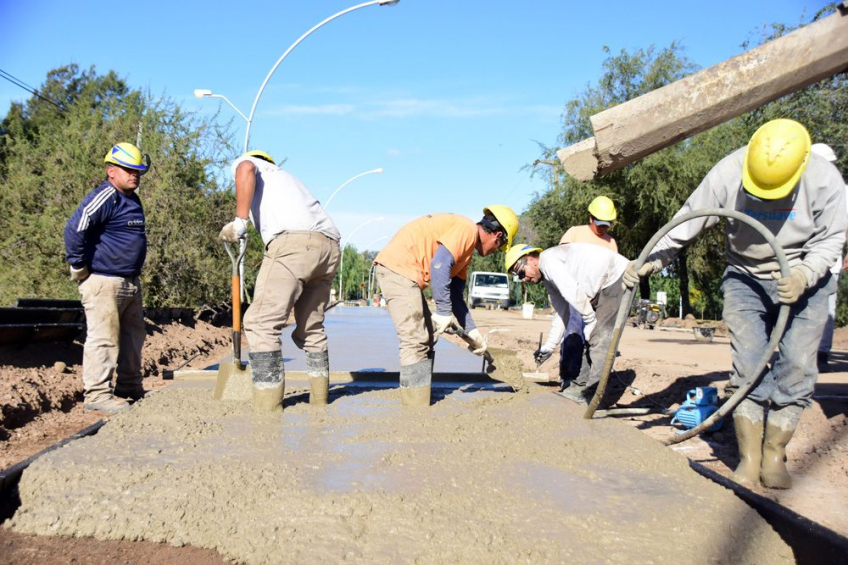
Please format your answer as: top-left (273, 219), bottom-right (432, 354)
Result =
top-left (679, 250), bottom-right (691, 317)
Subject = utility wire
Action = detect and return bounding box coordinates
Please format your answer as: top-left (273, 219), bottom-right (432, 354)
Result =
top-left (0, 68), bottom-right (66, 112)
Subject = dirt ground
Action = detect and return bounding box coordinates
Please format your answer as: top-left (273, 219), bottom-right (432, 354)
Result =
top-left (0, 306), bottom-right (845, 563)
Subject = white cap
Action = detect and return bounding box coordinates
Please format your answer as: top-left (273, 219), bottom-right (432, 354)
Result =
top-left (811, 143), bottom-right (838, 163)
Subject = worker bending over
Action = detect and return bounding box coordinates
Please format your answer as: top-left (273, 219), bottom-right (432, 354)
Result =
top-left (558, 196), bottom-right (619, 389)
top-left (374, 207), bottom-right (519, 406)
top-left (220, 151), bottom-right (340, 413)
top-left (505, 242), bottom-right (629, 406)
top-left (624, 119), bottom-right (846, 489)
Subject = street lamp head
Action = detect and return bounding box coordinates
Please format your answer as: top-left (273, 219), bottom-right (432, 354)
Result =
top-left (194, 89), bottom-right (213, 98)
top-left (374, 167), bottom-right (384, 174)
top-left (379, 0), bottom-right (400, 5)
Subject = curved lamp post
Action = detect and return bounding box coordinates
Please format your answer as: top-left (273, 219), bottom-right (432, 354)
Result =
top-left (339, 217), bottom-right (384, 301)
top-left (325, 167), bottom-right (384, 209)
top-left (195, 0), bottom-right (400, 152)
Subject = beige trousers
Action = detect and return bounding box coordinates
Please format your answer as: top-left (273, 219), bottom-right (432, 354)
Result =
top-left (78, 274), bottom-right (146, 402)
top-left (374, 264), bottom-right (434, 366)
top-left (244, 231), bottom-right (340, 353)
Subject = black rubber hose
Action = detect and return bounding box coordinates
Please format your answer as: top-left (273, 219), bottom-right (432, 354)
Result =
top-left (582, 209), bottom-right (791, 446)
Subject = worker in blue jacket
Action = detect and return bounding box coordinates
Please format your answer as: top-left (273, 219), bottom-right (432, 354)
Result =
top-left (64, 142), bottom-right (150, 414)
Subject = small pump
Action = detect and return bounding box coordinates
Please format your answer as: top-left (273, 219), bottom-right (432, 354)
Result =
top-left (671, 387), bottom-right (723, 432)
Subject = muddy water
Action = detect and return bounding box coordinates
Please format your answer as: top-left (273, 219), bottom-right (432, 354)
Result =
top-left (7, 378), bottom-right (792, 564)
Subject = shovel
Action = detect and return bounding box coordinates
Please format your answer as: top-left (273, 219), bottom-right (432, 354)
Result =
top-left (522, 332), bottom-right (549, 381)
top-left (213, 239), bottom-right (253, 401)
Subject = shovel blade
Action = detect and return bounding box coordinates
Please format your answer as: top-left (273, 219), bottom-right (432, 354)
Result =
top-left (212, 362), bottom-right (253, 401)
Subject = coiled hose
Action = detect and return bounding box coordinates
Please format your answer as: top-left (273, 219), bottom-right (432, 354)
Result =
top-left (583, 209), bottom-right (791, 446)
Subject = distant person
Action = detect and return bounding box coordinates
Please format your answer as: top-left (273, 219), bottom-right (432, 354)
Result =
top-left (220, 151), bottom-right (340, 412)
top-left (811, 143), bottom-right (848, 373)
top-left (505, 242), bottom-right (628, 406)
top-left (558, 196), bottom-right (619, 389)
top-left (373, 207), bottom-right (519, 407)
top-left (624, 119), bottom-right (847, 490)
top-left (64, 142), bottom-right (151, 414)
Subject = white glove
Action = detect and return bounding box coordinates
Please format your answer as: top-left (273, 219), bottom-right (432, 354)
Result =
top-left (431, 313), bottom-right (455, 342)
top-left (622, 260), bottom-right (657, 289)
top-left (772, 268), bottom-right (807, 305)
top-left (581, 311), bottom-right (597, 341)
top-left (534, 345), bottom-right (554, 365)
top-left (70, 265), bottom-right (90, 282)
top-left (219, 217), bottom-right (249, 242)
top-left (466, 328), bottom-right (487, 356)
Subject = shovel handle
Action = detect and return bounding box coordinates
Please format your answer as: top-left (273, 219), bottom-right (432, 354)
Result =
top-left (448, 324), bottom-right (495, 365)
top-left (224, 240), bottom-right (248, 364)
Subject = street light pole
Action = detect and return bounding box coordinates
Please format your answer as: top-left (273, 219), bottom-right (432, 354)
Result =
top-left (242, 0), bottom-right (400, 152)
top-left (193, 90), bottom-right (249, 122)
top-left (324, 167), bottom-right (383, 209)
top-left (338, 217), bottom-right (384, 302)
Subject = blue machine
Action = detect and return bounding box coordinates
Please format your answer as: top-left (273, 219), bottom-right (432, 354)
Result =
top-left (671, 387), bottom-right (723, 432)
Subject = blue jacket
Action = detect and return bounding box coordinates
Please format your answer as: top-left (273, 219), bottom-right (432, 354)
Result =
top-left (64, 181), bottom-right (147, 277)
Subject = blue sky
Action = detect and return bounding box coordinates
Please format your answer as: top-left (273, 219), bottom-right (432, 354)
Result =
top-left (1, 0), bottom-right (830, 249)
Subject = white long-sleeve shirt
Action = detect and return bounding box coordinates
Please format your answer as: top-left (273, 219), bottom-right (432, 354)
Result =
top-left (646, 147), bottom-right (847, 286)
top-left (539, 244), bottom-right (629, 347)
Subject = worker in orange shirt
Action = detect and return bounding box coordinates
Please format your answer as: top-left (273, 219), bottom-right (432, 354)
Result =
top-left (557, 196), bottom-right (618, 390)
top-left (374, 206), bottom-right (519, 406)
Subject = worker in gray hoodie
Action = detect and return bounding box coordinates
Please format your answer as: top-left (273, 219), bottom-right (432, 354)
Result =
top-left (624, 119), bottom-right (847, 490)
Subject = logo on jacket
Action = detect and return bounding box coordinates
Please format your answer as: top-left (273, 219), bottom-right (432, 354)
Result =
top-left (127, 220), bottom-right (145, 227)
top-left (744, 208), bottom-right (796, 222)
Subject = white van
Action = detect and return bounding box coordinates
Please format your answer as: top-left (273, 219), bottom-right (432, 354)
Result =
top-left (467, 271), bottom-right (511, 309)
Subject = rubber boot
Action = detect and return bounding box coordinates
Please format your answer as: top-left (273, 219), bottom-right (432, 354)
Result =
top-left (399, 357), bottom-right (432, 407)
top-left (249, 350), bottom-right (284, 413)
top-left (305, 350), bottom-right (330, 406)
top-left (761, 404), bottom-right (803, 489)
top-left (560, 382), bottom-right (590, 406)
top-left (731, 398), bottom-right (765, 488)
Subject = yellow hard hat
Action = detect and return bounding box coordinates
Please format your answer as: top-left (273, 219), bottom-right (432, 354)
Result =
top-left (483, 205), bottom-right (519, 251)
top-left (742, 119), bottom-right (811, 200)
top-left (504, 243), bottom-right (542, 272)
top-left (587, 195), bottom-right (617, 222)
top-left (245, 150), bottom-right (276, 165)
top-left (104, 142), bottom-right (150, 174)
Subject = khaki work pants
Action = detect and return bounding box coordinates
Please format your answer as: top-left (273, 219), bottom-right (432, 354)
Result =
top-left (78, 274), bottom-right (145, 402)
top-left (374, 264), bottom-right (434, 366)
top-left (244, 231), bottom-right (340, 354)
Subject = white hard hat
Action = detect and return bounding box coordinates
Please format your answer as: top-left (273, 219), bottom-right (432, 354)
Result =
top-left (811, 143), bottom-right (838, 163)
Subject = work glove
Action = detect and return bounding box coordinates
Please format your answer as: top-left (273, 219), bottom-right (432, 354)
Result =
top-left (70, 265), bottom-right (90, 282)
top-left (533, 345), bottom-right (554, 365)
top-left (622, 260), bottom-right (657, 290)
top-left (431, 313), bottom-right (455, 342)
top-left (582, 311), bottom-right (597, 342)
top-left (466, 328), bottom-right (488, 356)
top-left (772, 267), bottom-right (807, 305)
top-left (219, 217), bottom-right (249, 242)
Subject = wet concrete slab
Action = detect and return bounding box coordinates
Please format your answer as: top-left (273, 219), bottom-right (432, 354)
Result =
top-left (8, 382), bottom-right (793, 564)
top-left (218, 306), bottom-right (486, 373)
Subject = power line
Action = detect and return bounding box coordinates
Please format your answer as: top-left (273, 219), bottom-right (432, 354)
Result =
top-left (0, 68), bottom-right (65, 112)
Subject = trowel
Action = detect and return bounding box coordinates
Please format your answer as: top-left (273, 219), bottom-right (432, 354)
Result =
top-left (522, 332), bottom-right (549, 381)
top-left (213, 240), bottom-right (253, 401)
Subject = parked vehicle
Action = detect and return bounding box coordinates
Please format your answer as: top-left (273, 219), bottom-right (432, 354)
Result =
top-left (467, 271), bottom-right (511, 309)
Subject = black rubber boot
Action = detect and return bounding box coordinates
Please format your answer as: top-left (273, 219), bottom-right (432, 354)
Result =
top-left (249, 350), bottom-right (284, 413)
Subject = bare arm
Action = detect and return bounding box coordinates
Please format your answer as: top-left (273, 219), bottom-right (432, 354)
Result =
top-left (235, 161), bottom-right (256, 219)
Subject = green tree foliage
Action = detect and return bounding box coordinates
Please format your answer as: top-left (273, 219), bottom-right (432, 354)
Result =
top-left (333, 246), bottom-right (377, 301)
top-left (0, 64), bottom-right (238, 307)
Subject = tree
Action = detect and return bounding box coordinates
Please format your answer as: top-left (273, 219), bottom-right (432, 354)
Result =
top-left (0, 64), bottom-right (239, 307)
